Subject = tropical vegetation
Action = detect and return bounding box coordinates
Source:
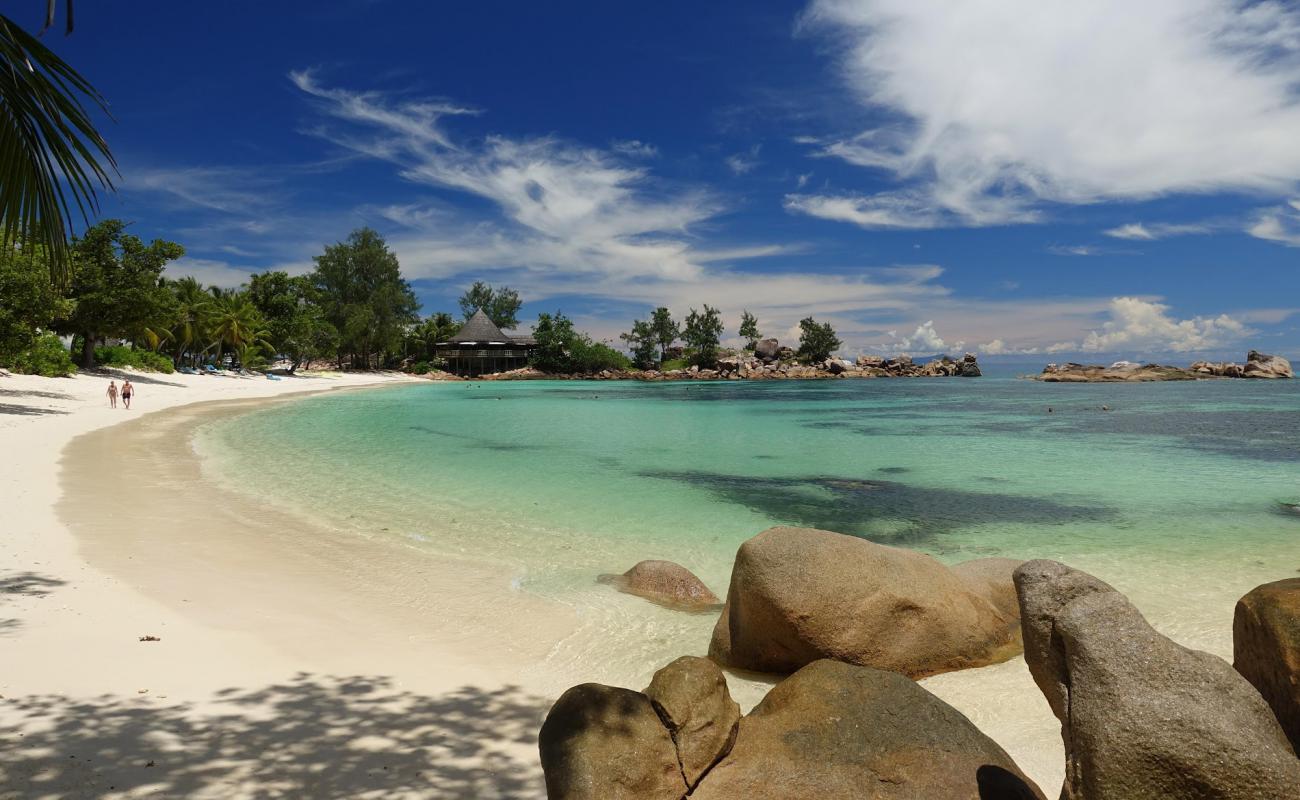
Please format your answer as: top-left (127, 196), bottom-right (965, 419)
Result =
top-left (459, 281), bottom-right (522, 329)
top-left (797, 316), bottom-right (841, 362)
top-left (531, 311), bottom-right (631, 374)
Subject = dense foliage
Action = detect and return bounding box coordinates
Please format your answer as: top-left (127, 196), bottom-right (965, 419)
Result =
top-left (56, 219), bottom-right (185, 367)
top-left (532, 311), bottom-right (631, 373)
top-left (95, 344), bottom-right (174, 373)
top-left (683, 305), bottom-right (725, 367)
top-left (458, 281), bottom-right (522, 329)
top-left (0, 241), bottom-right (70, 365)
top-left (797, 316), bottom-right (841, 362)
top-left (11, 332), bottom-right (75, 376)
top-left (309, 228), bottom-right (419, 370)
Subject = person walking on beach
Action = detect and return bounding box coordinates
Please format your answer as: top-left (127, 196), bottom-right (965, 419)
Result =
top-left (121, 380), bottom-right (134, 410)
top-left (106, 380), bottom-right (118, 409)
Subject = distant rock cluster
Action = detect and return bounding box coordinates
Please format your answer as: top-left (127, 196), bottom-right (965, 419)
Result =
top-left (554, 526), bottom-right (1300, 799)
top-left (477, 340), bottom-right (981, 381)
top-left (1039, 349), bottom-right (1292, 382)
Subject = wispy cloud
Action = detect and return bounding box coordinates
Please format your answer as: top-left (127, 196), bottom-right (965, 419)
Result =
top-left (798, 0), bottom-right (1300, 228)
top-left (124, 166), bottom-right (279, 213)
top-left (1101, 221), bottom-right (1219, 241)
top-left (1247, 200), bottom-right (1300, 246)
top-left (611, 139), bottom-right (659, 158)
top-left (1047, 244), bottom-right (1100, 257)
top-left (725, 144), bottom-right (762, 175)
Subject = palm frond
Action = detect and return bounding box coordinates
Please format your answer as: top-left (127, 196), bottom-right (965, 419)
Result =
top-left (0, 12), bottom-right (114, 285)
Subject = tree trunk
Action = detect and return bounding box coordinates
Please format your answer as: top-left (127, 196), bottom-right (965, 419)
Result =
top-left (80, 334), bottom-right (96, 369)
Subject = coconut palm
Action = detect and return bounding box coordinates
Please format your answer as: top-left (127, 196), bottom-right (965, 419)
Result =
top-left (207, 291), bottom-right (272, 367)
top-left (0, 3), bottom-right (116, 284)
top-left (167, 276), bottom-right (212, 366)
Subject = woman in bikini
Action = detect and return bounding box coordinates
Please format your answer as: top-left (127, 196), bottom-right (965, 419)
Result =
top-left (106, 380), bottom-right (118, 408)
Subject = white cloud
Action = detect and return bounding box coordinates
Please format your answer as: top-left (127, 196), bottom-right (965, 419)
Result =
top-left (800, 0), bottom-right (1300, 227)
top-left (1049, 296), bottom-right (1249, 354)
top-left (125, 167), bottom-right (278, 214)
top-left (611, 139), bottom-right (658, 158)
top-left (725, 145), bottom-right (762, 175)
top-left (1047, 244), bottom-right (1098, 257)
top-left (1248, 200), bottom-right (1300, 246)
top-left (164, 257), bottom-right (259, 288)
top-left (1103, 223), bottom-right (1157, 241)
top-left (897, 319), bottom-right (962, 353)
top-left (1102, 221), bottom-right (1218, 240)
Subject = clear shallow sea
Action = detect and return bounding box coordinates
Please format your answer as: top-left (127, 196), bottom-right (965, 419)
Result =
top-left (196, 375), bottom-right (1300, 693)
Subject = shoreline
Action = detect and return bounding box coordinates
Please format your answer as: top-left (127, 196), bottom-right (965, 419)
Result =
top-left (0, 369), bottom-right (557, 797)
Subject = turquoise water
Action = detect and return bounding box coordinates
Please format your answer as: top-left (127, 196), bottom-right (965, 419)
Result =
top-left (197, 376), bottom-right (1300, 688)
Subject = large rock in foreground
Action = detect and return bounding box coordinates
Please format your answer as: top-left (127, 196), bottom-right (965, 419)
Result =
top-left (709, 527), bottom-right (1023, 677)
top-left (538, 683), bottom-right (686, 800)
top-left (1244, 349), bottom-right (1294, 379)
top-left (1016, 560), bottom-right (1300, 799)
top-left (598, 559), bottom-right (720, 611)
top-left (643, 656), bottom-right (740, 789)
top-left (691, 659), bottom-right (1044, 800)
top-left (1234, 578), bottom-right (1300, 753)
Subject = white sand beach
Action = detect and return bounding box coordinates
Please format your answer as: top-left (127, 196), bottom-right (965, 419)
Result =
top-left (0, 369), bottom-right (570, 799)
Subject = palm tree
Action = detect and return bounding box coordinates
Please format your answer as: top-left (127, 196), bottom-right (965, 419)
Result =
top-left (207, 291), bottom-right (272, 367)
top-left (168, 276), bottom-right (212, 366)
top-left (1, 3), bottom-right (116, 284)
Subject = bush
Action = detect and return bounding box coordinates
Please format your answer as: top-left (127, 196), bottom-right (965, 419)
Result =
top-left (572, 339), bottom-right (632, 373)
top-left (95, 344), bottom-right (175, 373)
top-left (12, 333), bottom-right (77, 377)
top-left (411, 360), bottom-right (431, 375)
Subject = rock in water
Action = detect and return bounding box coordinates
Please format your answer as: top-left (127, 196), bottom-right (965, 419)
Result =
top-left (1015, 560), bottom-right (1300, 799)
top-left (643, 656), bottom-right (740, 789)
top-left (690, 659), bottom-right (1045, 800)
top-left (598, 560), bottom-right (720, 611)
top-left (1243, 349), bottom-right (1294, 379)
top-left (538, 683), bottom-right (687, 800)
top-left (1234, 578), bottom-right (1300, 753)
top-left (709, 527), bottom-right (1023, 677)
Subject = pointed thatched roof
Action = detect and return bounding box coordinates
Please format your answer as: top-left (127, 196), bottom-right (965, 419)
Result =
top-left (446, 308), bottom-right (510, 344)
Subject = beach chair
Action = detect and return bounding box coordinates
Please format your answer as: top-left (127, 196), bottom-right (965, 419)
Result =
top-left (204, 364), bottom-right (219, 375)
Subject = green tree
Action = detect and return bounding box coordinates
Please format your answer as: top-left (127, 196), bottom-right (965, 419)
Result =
top-left (739, 310), bottom-right (760, 351)
top-left (56, 219), bottom-right (184, 368)
top-left (0, 6), bottom-right (116, 284)
top-left (408, 311), bottom-right (456, 362)
top-left (165, 276), bottom-right (213, 367)
top-left (682, 304), bottom-right (724, 367)
top-left (530, 311), bottom-right (577, 373)
top-left (458, 281), bottom-right (522, 329)
top-left (619, 318), bottom-right (659, 369)
top-left (797, 316), bottom-right (841, 362)
top-left (531, 311), bottom-right (630, 373)
top-left (0, 239), bottom-right (71, 365)
top-left (649, 307), bottom-right (678, 361)
top-left (309, 228), bottom-right (419, 370)
top-left (247, 271), bottom-right (338, 371)
top-left (207, 290), bottom-right (273, 368)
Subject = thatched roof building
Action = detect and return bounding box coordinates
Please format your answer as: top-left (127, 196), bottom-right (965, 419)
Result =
top-left (436, 309), bottom-right (535, 376)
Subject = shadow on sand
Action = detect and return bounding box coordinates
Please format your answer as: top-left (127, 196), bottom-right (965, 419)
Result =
top-left (0, 675), bottom-right (549, 799)
top-left (0, 572), bottom-right (66, 635)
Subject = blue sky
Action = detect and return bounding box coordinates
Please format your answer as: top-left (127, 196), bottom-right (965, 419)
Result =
top-left (43, 0), bottom-right (1300, 358)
